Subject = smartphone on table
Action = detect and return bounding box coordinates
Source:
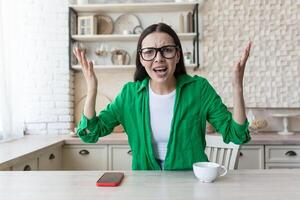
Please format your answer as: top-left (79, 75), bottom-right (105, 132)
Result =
top-left (96, 172), bottom-right (124, 187)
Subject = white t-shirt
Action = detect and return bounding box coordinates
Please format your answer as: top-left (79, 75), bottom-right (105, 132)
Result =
top-left (149, 83), bottom-right (176, 161)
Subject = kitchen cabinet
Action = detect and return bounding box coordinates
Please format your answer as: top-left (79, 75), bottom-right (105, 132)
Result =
top-left (48, 143), bottom-right (300, 170)
top-left (2, 144), bottom-right (63, 171)
top-left (237, 145), bottom-right (265, 169)
top-left (62, 144), bottom-right (132, 171)
top-left (265, 145), bottom-right (300, 169)
top-left (38, 146), bottom-right (62, 170)
top-left (62, 144), bottom-right (108, 170)
top-left (4, 135), bottom-right (300, 171)
top-left (238, 144), bottom-right (300, 169)
top-left (11, 145), bottom-right (63, 171)
top-left (68, 2), bottom-right (201, 71)
top-left (108, 145), bottom-right (132, 170)
top-left (12, 158), bottom-right (38, 171)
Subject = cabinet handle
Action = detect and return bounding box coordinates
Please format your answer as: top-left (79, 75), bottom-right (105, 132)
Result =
top-left (285, 151), bottom-right (297, 157)
top-left (49, 153), bottom-right (56, 160)
top-left (239, 152), bottom-right (244, 157)
top-left (79, 149), bottom-right (90, 155)
top-left (127, 150), bottom-right (132, 156)
top-left (23, 165), bottom-right (32, 171)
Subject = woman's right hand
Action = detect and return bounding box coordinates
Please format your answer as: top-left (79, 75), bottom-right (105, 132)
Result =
top-left (73, 48), bottom-right (98, 92)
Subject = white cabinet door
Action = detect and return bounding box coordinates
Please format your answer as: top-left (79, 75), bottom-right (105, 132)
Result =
top-left (265, 145), bottom-right (300, 169)
top-left (62, 145), bottom-right (108, 170)
top-left (109, 145), bottom-right (132, 170)
top-left (12, 158), bottom-right (38, 171)
top-left (265, 145), bottom-right (300, 163)
top-left (39, 147), bottom-right (62, 170)
top-left (238, 145), bottom-right (264, 169)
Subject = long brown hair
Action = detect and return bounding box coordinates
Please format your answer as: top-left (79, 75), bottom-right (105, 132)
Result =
top-left (134, 23), bottom-right (187, 82)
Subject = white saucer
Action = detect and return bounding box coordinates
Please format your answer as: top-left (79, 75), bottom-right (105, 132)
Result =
top-left (277, 131), bottom-right (294, 136)
top-left (271, 113), bottom-right (300, 118)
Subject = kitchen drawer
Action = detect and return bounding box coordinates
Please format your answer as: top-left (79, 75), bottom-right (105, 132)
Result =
top-left (62, 145), bottom-right (108, 170)
top-left (265, 145), bottom-right (300, 163)
top-left (238, 145), bottom-right (264, 169)
top-left (108, 145), bottom-right (132, 170)
top-left (0, 166), bottom-right (11, 171)
top-left (12, 158), bottom-right (38, 171)
top-left (39, 147), bottom-right (62, 170)
top-left (266, 163), bottom-right (300, 169)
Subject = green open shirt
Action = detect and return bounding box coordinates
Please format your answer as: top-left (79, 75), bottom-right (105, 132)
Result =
top-left (77, 74), bottom-right (251, 170)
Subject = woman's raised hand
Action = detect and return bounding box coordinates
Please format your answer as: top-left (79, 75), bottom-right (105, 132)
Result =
top-left (73, 48), bottom-right (98, 92)
top-left (233, 41), bottom-right (252, 88)
top-left (232, 41), bottom-right (252, 124)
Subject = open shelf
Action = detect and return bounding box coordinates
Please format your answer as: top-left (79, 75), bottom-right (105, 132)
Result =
top-left (69, 2), bottom-right (201, 69)
top-left (71, 33), bottom-right (197, 42)
top-left (69, 2), bottom-right (198, 13)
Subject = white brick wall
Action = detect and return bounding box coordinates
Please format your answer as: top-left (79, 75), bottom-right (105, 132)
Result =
top-left (19, 0), bottom-right (74, 135)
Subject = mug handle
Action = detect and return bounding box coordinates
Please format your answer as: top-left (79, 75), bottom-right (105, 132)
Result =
top-left (218, 165), bottom-right (227, 177)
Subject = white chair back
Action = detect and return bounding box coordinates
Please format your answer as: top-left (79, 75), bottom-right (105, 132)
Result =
top-left (205, 134), bottom-right (240, 170)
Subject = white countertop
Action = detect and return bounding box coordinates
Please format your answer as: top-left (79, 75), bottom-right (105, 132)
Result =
top-left (0, 135), bottom-right (66, 167)
top-left (64, 132), bottom-right (129, 145)
top-left (246, 131), bottom-right (300, 144)
top-left (1, 169), bottom-right (300, 200)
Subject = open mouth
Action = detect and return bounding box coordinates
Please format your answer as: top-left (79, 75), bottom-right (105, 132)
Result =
top-left (153, 67), bottom-right (168, 77)
top-left (153, 67), bottom-right (168, 73)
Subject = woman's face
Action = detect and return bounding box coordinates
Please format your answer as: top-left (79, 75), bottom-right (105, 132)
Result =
top-left (140, 32), bottom-right (180, 85)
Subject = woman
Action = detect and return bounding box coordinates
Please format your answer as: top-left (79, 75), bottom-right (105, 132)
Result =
top-left (74, 23), bottom-right (251, 170)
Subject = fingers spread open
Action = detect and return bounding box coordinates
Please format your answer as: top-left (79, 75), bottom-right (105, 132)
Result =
top-left (73, 48), bottom-right (79, 62)
top-left (241, 42), bottom-right (251, 67)
top-left (74, 48), bottom-right (85, 67)
top-left (73, 48), bottom-right (77, 58)
top-left (80, 51), bottom-right (88, 69)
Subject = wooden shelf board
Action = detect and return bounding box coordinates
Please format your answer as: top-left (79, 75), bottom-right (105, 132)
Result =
top-left (69, 2), bottom-right (197, 13)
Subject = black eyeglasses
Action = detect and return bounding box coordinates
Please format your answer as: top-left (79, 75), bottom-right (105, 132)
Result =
top-left (139, 45), bottom-right (180, 61)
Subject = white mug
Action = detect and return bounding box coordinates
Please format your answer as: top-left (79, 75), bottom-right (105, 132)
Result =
top-left (193, 162), bottom-right (227, 183)
top-left (122, 30), bottom-right (132, 35)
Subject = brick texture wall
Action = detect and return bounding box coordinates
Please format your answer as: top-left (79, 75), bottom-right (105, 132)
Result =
top-left (201, 0), bottom-right (300, 107)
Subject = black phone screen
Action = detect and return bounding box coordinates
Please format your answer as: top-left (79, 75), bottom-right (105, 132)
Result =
top-left (97, 172), bottom-right (124, 183)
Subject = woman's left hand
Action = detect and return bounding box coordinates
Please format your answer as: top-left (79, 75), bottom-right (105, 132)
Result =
top-left (233, 41), bottom-right (252, 88)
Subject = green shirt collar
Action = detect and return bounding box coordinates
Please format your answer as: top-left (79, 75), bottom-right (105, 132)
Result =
top-left (137, 74), bottom-right (196, 93)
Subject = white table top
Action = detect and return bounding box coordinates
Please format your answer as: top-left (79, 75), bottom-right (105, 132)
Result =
top-left (1, 169), bottom-right (300, 200)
